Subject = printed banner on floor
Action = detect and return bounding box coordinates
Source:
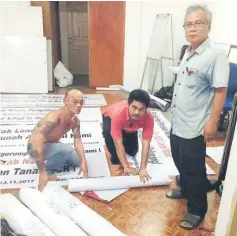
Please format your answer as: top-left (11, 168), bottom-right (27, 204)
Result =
top-left (0, 143), bottom-right (110, 189)
top-left (0, 107), bottom-right (103, 125)
top-left (0, 94), bottom-right (107, 107)
top-left (0, 123), bottom-right (105, 148)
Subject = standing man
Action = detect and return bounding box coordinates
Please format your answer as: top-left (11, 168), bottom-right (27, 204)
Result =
top-left (102, 89), bottom-right (154, 183)
top-left (167, 5), bottom-right (229, 230)
top-left (27, 88), bottom-right (88, 191)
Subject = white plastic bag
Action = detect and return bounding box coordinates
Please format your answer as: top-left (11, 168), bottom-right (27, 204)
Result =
top-left (54, 61), bottom-right (73, 87)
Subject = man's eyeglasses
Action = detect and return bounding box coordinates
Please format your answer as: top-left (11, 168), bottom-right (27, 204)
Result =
top-left (183, 21), bottom-right (206, 29)
top-left (68, 99), bottom-right (84, 105)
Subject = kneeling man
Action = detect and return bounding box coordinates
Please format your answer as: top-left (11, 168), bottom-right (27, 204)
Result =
top-left (27, 89), bottom-right (88, 191)
top-left (102, 89), bottom-right (154, 183)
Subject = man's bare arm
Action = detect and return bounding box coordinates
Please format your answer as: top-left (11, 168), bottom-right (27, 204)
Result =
top-left (30, 116), bottom-right (59, 172)
top-left (114, 140), bottom-right (129, 168)
top-left (72, 117), bottom-right (86, 162)
top-left (140, 140), bottom-right (150, 170)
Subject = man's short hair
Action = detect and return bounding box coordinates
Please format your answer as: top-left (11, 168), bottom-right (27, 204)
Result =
top-left (184, 4), bottom-right (212, 27)
top-left (128, 89), bottom-right (150, 108)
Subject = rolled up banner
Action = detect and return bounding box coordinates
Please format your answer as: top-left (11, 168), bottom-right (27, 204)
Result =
top-left (19, 188), bottom-right (87, 236)
top-left (0, 193), bottom-right (55, 236)
top-left (44, 183), bottom-right (126, 236)
top-left (68, 172), bottom-right (171, 192)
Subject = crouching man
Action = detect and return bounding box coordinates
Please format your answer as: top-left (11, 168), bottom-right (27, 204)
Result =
top-left (27, 89), bottom-right (88, 191)
top-left (102, 89), bottom-right (154, 183)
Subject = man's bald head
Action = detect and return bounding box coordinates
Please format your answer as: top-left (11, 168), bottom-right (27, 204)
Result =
top-left (64, 88), bottom-right (83, 99)
top-left (63, 88), bottom-right (84, 115)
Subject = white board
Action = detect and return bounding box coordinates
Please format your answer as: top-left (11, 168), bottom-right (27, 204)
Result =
top-left (19, 188), bottom-right (87, 236)
top-left (147, 14), bottom-right (170, 59)
top-left (44, 183), bottom-right (126, 236)
top-left (47, 39), bottom-right (53, 91)
top-left (0, 36), bottom-right (48, 93)
top-left (0, 193), bottom-right (55, 236)
top-left (0, 6), bottom-right (43, 37)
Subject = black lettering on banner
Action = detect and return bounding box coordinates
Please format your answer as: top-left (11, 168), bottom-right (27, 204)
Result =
top-left (15, 128), bottom-right (32, 133)
top-left (57, 175), bottom-right (104, 182)
top-left (0, 170), bottom-right (10, 176)
top-left (0, 152), bottom-right (28, 158)
top-left (132, 156), bottom-right (140, 170)
top-left (0, 179), bottom-right (35, 185)
top-left (85, 149), bottom-right (97, 154)
top-left (151, 111), bottom-right (170, 138)
top-left (81, 133), bottom-right (92, 138)
top-left (63, 166), bottom-right (69, 172)
top-left (0, 129), bottom-right (12, 134)
top-left (14, 168), bottom-right (39, 175)
top-left (0, 135), bottom-right (23, 141)
top-left (148, 147), bottom-right (161, 164)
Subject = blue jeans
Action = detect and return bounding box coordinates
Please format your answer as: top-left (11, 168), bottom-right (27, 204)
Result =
top-left (27, 142), bottom-right (81, 174)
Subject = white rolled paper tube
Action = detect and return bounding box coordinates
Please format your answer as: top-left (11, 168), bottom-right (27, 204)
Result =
top-left (68, 173), bottom-right (171, 192)
top-left (0, 193), bottom-right (55, 236)
top-left (19, 188), bottom-right (88, 236)
top-left (44, 183), bottom-right (126, 236)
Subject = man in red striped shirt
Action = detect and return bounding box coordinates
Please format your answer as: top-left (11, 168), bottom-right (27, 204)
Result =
top-left (102, 89), bottom-right (154, 183)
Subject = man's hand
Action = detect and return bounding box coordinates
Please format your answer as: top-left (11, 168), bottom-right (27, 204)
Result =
top-left (79, 160), bottom-right (88, 178)
top-left (124, 166), bottom-right (138, 175)
top-left (139, 168), bottom-right (151, 183)
top-left (204, 119), bottom-right (217, 142)
top-left (38, 171), bottom-right (48, 192)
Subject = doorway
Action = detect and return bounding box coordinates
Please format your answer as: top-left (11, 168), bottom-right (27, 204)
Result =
top-left (59, 1), bottom-right (89, 88)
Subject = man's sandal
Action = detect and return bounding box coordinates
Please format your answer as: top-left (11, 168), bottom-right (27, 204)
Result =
top-left (180, 213), bottom-right (203, 230)
top-left (176, 175), bottom-right (219, 191)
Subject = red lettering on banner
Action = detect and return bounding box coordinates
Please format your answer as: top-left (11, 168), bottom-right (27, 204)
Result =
top-left (22, 158), bottom-right (35, 164)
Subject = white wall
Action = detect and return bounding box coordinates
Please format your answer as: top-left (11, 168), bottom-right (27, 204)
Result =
top-left (123, 0), bottom-right (237, 91)
top-left (123, 1), bottom-right (143, 91)
top-left (0, 1), bottom-right (30, 7)
top-left (215, 118), bottom-right (237, 236)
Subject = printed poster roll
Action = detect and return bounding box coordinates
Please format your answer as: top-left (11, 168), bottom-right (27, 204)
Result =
top-left (68, 171), bottom-right (171, 192)
top-left (44, 183), bottom-right (126, 236)
top-left (19, 188), bottom-right (87, 236)
top-left (0, 193), bottom-right (55, 236)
